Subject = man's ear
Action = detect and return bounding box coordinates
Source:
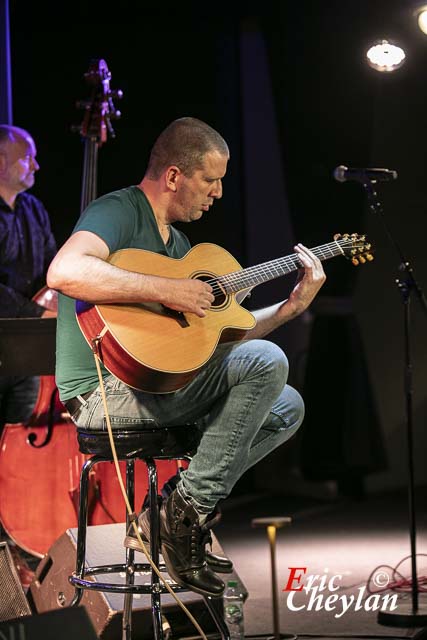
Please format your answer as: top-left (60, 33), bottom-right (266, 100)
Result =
top-left (165, 165), bottom-right (181, 192)
top-left (0, 152), bottom-right (7, 174)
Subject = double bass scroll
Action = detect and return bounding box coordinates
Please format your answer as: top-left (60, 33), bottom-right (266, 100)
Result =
top-left (73, 58), bottom-right (122, 211)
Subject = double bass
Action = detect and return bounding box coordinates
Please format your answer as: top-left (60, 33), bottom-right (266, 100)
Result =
top-left (0, 288), bottom-right (82, 556)
top-left (0, 61), bottom-right (181, 558)
top-left (0, 60), bottom-right (121, 557)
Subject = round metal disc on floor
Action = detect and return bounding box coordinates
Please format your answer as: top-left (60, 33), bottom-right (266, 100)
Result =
top-left (378, 603), bottom-right (427, 627)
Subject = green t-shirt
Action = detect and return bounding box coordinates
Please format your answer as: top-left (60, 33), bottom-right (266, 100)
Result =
top-left (56, 186), bottom-right (191, 401)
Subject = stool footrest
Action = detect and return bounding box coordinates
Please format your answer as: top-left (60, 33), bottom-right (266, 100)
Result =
top-left (81, 562), bottom-right (167, 576)
top-left (69, 572), bottom-right (187, 595)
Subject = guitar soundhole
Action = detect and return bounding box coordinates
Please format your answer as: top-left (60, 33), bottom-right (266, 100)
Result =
top-left (193, 274), bottom-right (228, 309)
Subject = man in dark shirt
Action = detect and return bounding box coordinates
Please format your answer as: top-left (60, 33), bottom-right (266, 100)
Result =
top-left (0, 124), bottom-right (57, 587)
top-left (0, 124), bottom-right (57, 427)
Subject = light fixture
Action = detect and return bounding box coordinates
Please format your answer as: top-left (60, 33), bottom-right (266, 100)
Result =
top-left (416, 5), bottom-right (427, 34)
top-left (366, 39), bottom-right (406, 72)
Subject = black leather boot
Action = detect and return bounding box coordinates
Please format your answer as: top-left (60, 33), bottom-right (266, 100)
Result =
top-left (128, 493), bottom-right (233, 574)
top-left (159, 489), bottom-right (225, 597)
top-left (202, 509), bottom-right (233, 573)
top-left (160, 472), bottom-right (233, 573)
top-left (124, 490), bottom-right (225, 598)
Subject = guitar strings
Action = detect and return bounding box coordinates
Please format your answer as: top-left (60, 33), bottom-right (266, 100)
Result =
top-left (204, 240), bottom-right (357, 297)
top-left (206, 246), bottom-right (333, 295)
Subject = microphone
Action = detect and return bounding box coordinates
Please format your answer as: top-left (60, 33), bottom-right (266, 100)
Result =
top-left (333, 165), bottom-right (398, 183)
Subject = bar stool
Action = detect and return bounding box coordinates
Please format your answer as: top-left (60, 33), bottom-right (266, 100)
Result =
top-left (68, 422), bottom-right (229, 640)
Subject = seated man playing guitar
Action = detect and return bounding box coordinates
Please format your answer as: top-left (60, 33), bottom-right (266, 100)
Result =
top-left (47, 117), bottom-right (326, 598)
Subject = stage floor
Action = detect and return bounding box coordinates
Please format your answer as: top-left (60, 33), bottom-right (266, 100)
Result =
top-left (217, 485), bottom-right (427, 639)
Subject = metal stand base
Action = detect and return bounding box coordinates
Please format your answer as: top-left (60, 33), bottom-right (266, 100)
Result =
top-left (251, 518), bottom-right (295, 640)
top-left (378, 603), bottom-right (427, 627)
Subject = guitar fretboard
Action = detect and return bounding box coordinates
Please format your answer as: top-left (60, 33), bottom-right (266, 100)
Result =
top-left (210, 240), bottom-right (347, 295)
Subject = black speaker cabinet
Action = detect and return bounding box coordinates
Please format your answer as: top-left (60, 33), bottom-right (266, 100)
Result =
top-left (0, 542), bottom-right (31, 621)
top-left (0, 607), bottom-right (98, 639)
top-left (29, 523), bottom-right (244, 639)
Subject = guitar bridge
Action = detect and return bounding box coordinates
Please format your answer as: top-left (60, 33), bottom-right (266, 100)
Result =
top-left (160, 306), bottom-right (190, 328)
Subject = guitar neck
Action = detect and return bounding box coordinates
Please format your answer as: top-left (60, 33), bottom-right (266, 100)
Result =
top-left (219, 240), bottom-right (345, 294)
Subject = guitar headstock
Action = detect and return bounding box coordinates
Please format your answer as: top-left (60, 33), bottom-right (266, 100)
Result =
top-left (73, 59), bottom-right (122, 146)
top-left (334, 233), bottom-right (374, 266)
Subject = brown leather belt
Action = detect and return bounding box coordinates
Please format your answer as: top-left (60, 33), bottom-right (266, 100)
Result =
top-left (64, 390), bottom-right (95, 416)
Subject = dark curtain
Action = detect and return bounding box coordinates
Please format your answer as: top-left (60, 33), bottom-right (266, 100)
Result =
top-left (257, 1), bottom-right (388, 488)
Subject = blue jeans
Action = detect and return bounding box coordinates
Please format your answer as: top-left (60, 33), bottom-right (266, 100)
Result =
top-left (70, 339), bottom-right (304, 513)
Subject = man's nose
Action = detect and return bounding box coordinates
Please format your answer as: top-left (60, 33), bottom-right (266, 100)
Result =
top-left (31, 158), bottom-right (40, 171)
top-left (210, 180), bottom-right (223, 199)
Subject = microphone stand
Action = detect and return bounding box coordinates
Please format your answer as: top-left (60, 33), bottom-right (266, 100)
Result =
top-left (362, 179), bottom-right (427, 627)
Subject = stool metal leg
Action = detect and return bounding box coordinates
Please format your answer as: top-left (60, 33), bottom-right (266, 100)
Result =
top-left (204, 596), bottom-right (230, 640)
top-left (70, 456), bottom-right (100, 607)
top-left (123, 459), bottom-right (136, 640)
top-left (147, 458), bottom-right (163, 640)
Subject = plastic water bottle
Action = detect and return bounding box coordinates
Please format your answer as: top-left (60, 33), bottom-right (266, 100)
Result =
top-left (223, 580), bottom-right (244, 639)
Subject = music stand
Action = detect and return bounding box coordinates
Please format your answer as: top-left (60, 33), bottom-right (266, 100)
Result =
top-left (0, 318), bottom-right (56, 376)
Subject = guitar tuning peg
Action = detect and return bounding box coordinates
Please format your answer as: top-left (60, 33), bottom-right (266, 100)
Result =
top-left (352, 257), bottom-right (359, 266)
top-left (343, 233), bottom-right (349, 239)
top-left (366, 243), bottom-right (371, 250)
top-left (333, 233), bottom-right (341, 240)
top-left (359, 255), bottom-right (366, 264)
top-left (366, 253), bottom-right (374, 262)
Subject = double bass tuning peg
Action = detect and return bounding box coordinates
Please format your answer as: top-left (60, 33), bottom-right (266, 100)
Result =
top-left (109, 89), bottom-right (123, 100)
top-left (75, 59), bottom-right (123, 145)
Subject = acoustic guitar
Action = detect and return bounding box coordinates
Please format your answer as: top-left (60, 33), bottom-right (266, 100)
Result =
top-left (76, 233), bottom-right (373, 394)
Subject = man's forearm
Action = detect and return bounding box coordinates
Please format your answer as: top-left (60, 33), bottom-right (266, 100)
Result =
top-left (47, 253), bottom-right (166, 304)
top-left (47, 252), bottom-right (215, 317)
top-left (247, 299), bottom-right (302, 339)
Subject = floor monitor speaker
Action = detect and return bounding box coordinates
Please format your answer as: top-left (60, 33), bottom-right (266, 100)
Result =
top-left (29, 523), bottom-right (244, 639)
top-left (0, 607), bottom-right (98, 640)
top-left (0, 542), bottom-right (31, 622)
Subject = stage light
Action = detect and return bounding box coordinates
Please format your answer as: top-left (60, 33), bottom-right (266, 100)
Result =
top-left (416, 5), bottom-right (427, 34)
top-left (366, 39), bottom-right (406, 72)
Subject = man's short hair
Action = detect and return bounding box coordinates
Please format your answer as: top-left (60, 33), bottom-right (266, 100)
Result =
top-left (0, 125), bottom-right (31, 150)
top-left (146, 117), bottom-right (229, 179)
